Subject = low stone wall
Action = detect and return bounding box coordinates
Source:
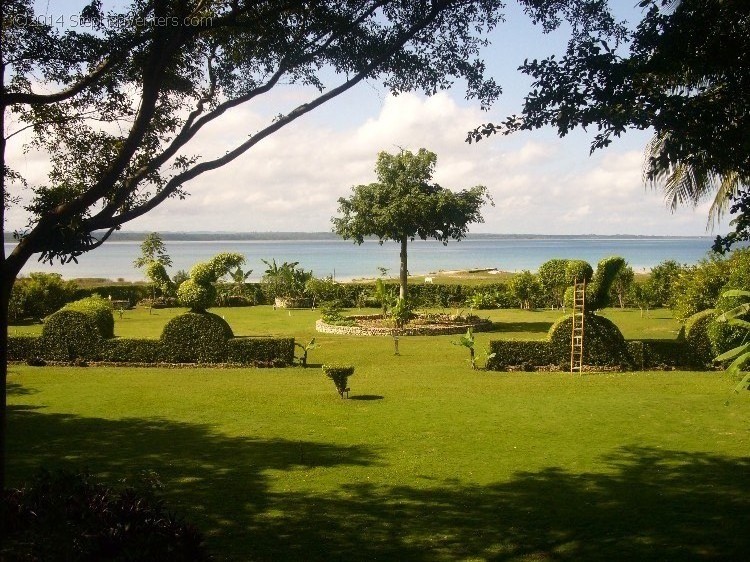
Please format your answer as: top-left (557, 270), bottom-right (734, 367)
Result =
top-left (316, 315), bottom-right (492, 336)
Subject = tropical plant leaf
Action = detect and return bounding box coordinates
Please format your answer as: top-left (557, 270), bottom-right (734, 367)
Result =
top-left (715, 343), bottom-right (750, 363)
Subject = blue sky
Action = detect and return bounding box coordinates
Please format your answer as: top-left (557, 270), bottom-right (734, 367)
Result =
top-left (5, 1), bottom-right (726, 236)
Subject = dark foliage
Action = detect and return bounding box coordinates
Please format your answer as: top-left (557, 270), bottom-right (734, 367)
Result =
top-left (2, 468), bottom-right (207, 561)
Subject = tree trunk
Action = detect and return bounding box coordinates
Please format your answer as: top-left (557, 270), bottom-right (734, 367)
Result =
top-left (0, 271), bottom-right (9, 493)
top-left (399, 236), bottom-right (408, 301)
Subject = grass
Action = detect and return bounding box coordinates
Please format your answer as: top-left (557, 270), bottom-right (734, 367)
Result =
top-left (6, 305), bottom-right (749, 560)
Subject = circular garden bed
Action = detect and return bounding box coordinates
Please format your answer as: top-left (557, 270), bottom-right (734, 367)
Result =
top-left (316, 313), bottom-right (492, 336)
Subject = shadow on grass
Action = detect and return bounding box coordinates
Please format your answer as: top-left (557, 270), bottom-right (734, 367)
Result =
top-left (7, 405), bottom-right (749, 561)
top-left (348, 395), bottom-right (384, 401)
top-left (487, 321), bottom-right (554, 334)
top-left (6, 382), bottom-right (38, 396)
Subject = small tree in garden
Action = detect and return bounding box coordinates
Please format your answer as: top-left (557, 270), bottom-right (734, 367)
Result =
top-left (537, 258), bottom-right (569, 308)
top-left (629, 281), bottom-right (658, 318)
top-left (260, 259), bottom-right (312, 303)
top-left (332, 148), bottom-right (491, 305)
top-left (134, 233), bottom-right (174, 311)
top-left (609, 264), bottom-right (635, 309)
top-left (509, 270), bottom-right (540, 310)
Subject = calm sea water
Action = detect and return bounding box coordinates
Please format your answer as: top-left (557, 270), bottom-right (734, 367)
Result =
top-left (5, 237), bottom-right (715, 282)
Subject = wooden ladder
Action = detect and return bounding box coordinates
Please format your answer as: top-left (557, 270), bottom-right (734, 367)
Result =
top-left (570, 279), bottom-right (586, 373)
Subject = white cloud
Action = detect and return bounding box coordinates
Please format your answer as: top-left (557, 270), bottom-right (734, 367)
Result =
top-left (4, 90), bottom-right (727, 236)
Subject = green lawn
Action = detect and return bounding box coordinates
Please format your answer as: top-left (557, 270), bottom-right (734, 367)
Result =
top-left (6, 306), bottom-right (749, 560)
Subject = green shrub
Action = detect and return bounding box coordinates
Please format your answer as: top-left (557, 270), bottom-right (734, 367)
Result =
top-left (177, 278), bottom-right (217, 312)
top-left (2, 469), bottom-right (207, 561)
top-left (7, 336), bottom-right (42, 361)
top-left (565, 260), bottom-right (593, 284)
top-left (40, 310), bottom-right (103, 361)
top-left (10, 272), bottom-right (78, 322)
top-left (547, 314), bottom-right (632, 369)
top-left (709, 294), bottom-right (745, 357)
top-left (487, 340), bottom-right (552, 370)
top-left (588, 256), bottom-right (626, 310)
top-left (226, 337), bottom-right (295, 366)
top-left (62, 295), bottom-right (115, 338)
top-left (320, 301), bottom-right (356, 326)
top-left (640, 339), bottom-right (687, 369)
top-left (682, 309), bottom-right (716, 368)
top-left (466, 291), bottom-right (498, 309)
top-left (322, 364), bottom-right (355, 397)
top-left (160, 312), bottom-right (233, 363)
top-left (100, 338), bottom-right (164, 363)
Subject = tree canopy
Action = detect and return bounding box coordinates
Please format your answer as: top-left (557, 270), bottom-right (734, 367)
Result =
top-left (468, 0), bottom-right (750, 223)
top-left (332, 148), bottom-right (491, 300)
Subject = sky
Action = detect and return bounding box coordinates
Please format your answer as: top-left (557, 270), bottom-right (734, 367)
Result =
top-left (4, 1), bottom-right (727, 237)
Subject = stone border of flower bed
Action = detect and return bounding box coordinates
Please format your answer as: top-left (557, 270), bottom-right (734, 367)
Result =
top-left (316, 314), bottom-right (492, 336)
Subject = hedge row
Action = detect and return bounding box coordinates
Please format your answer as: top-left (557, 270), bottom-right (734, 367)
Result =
top-left (71, 282), bottom-right (513, 308)
top-left (488, 313), bottom-right (695, 371)
top-left (489, 338), bottom-right (690, 371)
top-left (8, 335), bottom-right (295, 366)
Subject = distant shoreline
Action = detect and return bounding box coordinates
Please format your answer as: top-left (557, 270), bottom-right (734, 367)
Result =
top-left (4, 231), bottom-right (715, 243)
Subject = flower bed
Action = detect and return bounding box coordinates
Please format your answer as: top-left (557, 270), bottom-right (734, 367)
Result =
top-left (316, 313), bottom-right (492, 336)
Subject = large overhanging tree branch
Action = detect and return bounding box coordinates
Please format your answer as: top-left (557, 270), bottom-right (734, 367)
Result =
top-left (467, 0), bottom-right (750, 227)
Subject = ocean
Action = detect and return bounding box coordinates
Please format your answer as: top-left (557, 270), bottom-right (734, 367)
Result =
top-left (4, 235), bottom-right (717, 282)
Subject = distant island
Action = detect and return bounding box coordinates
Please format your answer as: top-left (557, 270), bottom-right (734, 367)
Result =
top-left (4, 231), bottom-right (713, 243)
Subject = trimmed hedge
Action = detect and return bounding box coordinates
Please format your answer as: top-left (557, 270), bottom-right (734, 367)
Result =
top-left (487, 340), bottom-right (552, 370)
top-left (682, 309), bottom-right (716, 368)
top-left (627, 340), bottom-right (687, 370)
top-left (226, 337), bottom-right (295, 366)
top-left (488, 313), bottom-right (690, 371)
top-left (62, 296), bottom-right (115, 338)
top-left (40, 310), bottom-right (103, 361)
top-left (7, 336), bottom-right (42, 361)
top-left (160, 312), bottom-right (233, 363)
top-left (548, 314), bottom-right (631, 369)
top-left (100, 338), bottom-right (165, 363)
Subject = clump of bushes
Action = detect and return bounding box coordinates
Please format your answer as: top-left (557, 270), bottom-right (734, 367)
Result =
top-left (681, 309), bottom-right (716, 368)
top-left (322, 364), bottom-right (354, 397)
top-left (62, 295), bottom-right (115, 338)
top-left (2, 469), bottom-right (207, 561)
top-left (40, 310), bottom-right (103, 361)
top-left (320, 301), bottom-right (356, 326)
top-left (161, 312), bottom-right (234, 363)
top-left (548, 313), bottom-right (632, 369)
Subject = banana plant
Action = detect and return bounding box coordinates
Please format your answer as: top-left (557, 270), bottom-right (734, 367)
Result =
top-left (714, 289), bottom-right (750, 397)
top-left (295, 338), bottom-right (319, 368)
top-left (452, 328), bottom-right (495, 370)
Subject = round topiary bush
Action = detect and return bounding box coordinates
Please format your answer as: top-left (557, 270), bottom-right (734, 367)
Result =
top-left (322, 364), bottom-right (354, 397)
top-left (547, 313), bottom-right (631, 369)
top-left (160, 312), bottom-right (233, 363)
top-left (683, 309), bottom-right (716, 368)
top-left (177, 279), bottom-right (217, 312)
top-left (63, 295), bottom-right (115, 338)
top-left (41, 310), bottom-right (103, 361)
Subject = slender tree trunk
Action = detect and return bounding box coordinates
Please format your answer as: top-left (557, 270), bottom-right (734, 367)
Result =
top-left (1, 60), bottom-right (8, 494)
top-left (0, 272), bottom-right (11, 493)
top-left (399, 236), bottom-right (408, 301)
